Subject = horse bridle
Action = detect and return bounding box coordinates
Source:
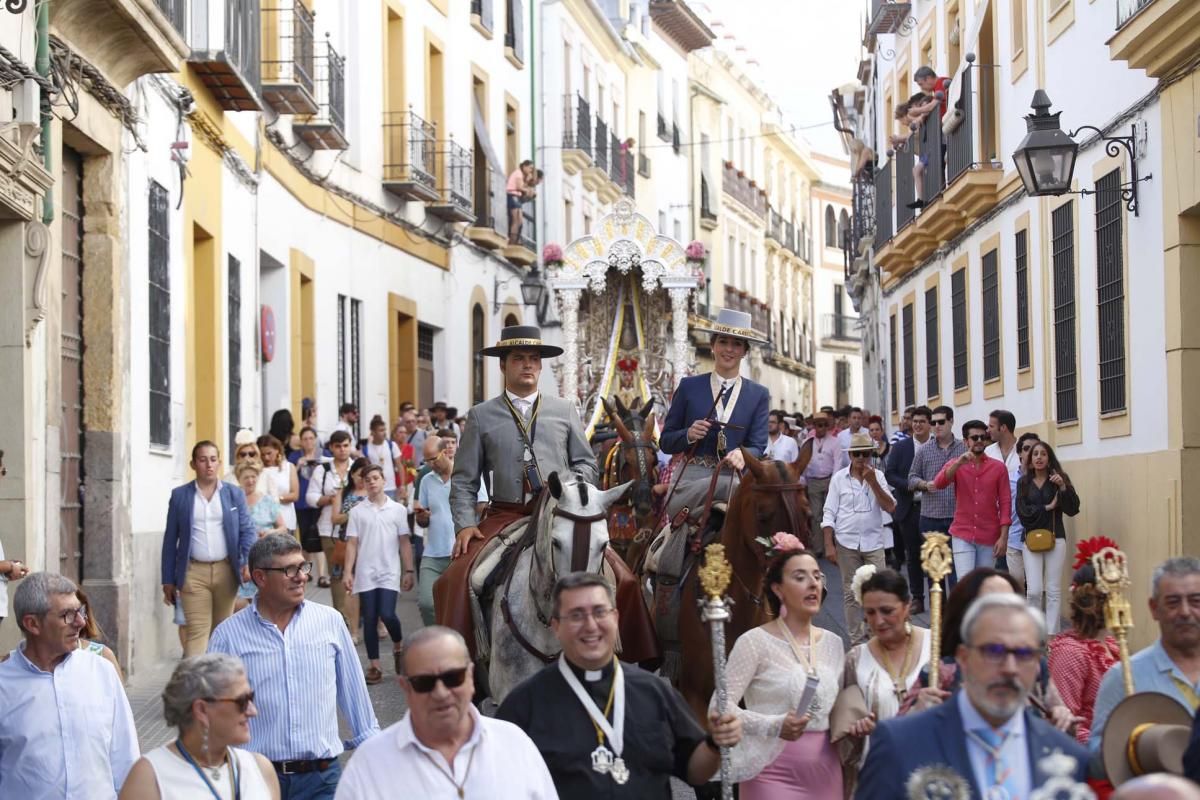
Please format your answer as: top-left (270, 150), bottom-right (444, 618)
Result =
top-left (750, 460), bottom-right (808, 541)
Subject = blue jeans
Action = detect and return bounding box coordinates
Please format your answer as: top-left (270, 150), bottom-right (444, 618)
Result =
top-left (919, 515), bottom-right (958, 592)
top-left (952, 537), bottom-right (995, 579)
top-left (359, 588), bottom-right (402, 660)
top-left (277, 760), bottom-right (341, 800)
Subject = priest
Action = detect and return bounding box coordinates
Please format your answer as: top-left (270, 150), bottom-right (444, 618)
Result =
top-left (496, 572), bottom-right (742, 798)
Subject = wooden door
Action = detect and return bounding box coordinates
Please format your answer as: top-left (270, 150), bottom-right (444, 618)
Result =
top-left (60, 147), bottom-right (85, 581)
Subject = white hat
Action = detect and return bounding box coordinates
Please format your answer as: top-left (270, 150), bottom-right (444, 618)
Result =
top-left (690, 308), bottom-right (769, 346)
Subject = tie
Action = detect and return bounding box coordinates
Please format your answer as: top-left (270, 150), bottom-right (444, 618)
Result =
top-left (718, 382), bottom-right (731, 412)
top-left (971, 727), bottom-right (1019, 800)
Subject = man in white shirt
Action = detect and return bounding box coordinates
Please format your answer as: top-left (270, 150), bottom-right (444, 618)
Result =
top-left (822, 432), bottom-right (897, 645)
top-left (344, 464), bottom-right (415, 685)
top-left (364, 414), bottom-right (404, 499)
top-left (764, 410), bottom-right (800, 463)
top-left (0, 572), bottom-right (139, 798)
top-left (336, 626), bottom-right (558, 800)
top-left (307, 429), bottom-right (355, 624)
top-left (984, 408), bottom-right (1019, 473)
top-left (334, 402), bottom-right (359, 436)
top-left (837, 406), bottom-right (866, 469)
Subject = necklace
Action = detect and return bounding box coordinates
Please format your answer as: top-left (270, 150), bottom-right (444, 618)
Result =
top-left (776, 619), bottom-right (815, 671)
top-left (418, 745), bottom-right (477, 799)
top-left (876, 629), bottom-right (916, 700)
top-left (175, 739), bottom-right (239, 800)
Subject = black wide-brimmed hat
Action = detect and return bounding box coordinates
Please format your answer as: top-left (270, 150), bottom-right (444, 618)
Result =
top-left (479, 325), bottom-right (564, 358)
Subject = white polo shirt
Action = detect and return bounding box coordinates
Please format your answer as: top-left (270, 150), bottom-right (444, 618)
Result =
top-left (190, 482), bottom-right (228, 562)
top-left (346, 496), bottom-right (410, 594)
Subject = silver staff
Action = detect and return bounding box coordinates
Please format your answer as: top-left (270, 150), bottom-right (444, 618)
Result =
top-left (698, 543), bottom-right (734, 800)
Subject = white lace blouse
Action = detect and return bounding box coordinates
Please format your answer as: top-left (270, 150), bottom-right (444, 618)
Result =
top-left (711, 624), bottom-right (845, 782)
top-left (840, 627), bottom-right (931, 769)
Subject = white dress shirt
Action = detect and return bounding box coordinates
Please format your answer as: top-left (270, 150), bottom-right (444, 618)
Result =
top-left (765, 433), bottom-right (800, 463)
top-left (505, 389), bottom-right (539, 419)
top-left (708, 373), bottom-right (742, 424)
top-left (346, 496), bottom-right (410, 593)
top-left (821, 466), bottom-right (895, 552)
top-left (190, 482), bottom-right (228, 562)
top-left (984, 441), bottom-right (1020, 474)
top-left (958, 690), bottom-right (1032, 800)
top-left (0, 645), bottom-right (139, 799)
top-left (335, 706), bottom-right (559, 800)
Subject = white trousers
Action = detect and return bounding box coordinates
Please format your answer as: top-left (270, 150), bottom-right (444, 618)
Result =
top-left (1024, 538), bottom-right (1067, 634)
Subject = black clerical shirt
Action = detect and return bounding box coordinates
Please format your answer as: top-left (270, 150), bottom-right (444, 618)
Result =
top-left (496, 659), bottom-right (708, 799)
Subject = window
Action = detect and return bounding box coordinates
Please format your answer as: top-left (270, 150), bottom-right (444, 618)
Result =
top-left (148, 181), bottom-right (171, 448)
top-left (982, 249), bottom-right (1000, 382)
top-left (889, 311), bottom-right (898, 413)
top-left (925, 285), bottom-right (939, 398)
top-left (1096, 169), bottom-right (1126, 414)
top-left (228, 255), bottom-right (242, 453)
top-left (838, 209), bottom-right (850, 248)
top-left (902, 303), bottom-right (915, 407)
top-left (564, 198), bottom-right (573, 242)
top-left (1012, 0), bottom-right (1026, 56)
top-left (836, 360), bottom-right (851, 409)
top-left (951, 267), bottom-right (968, 389)
top-left (1052, 202), bottom-right (1078, 423)
top-left (471, 304), bottom-right (485, 404)
top-left (825, 205), bottom-right (837, 249)
top-left (337, 295), bottom-right (362, 436)
top-left (1015, 229), bottom-right (1030, 370)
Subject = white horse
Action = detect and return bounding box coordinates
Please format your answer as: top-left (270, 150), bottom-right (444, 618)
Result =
top-left (485, 472), bottom-right (631, 703)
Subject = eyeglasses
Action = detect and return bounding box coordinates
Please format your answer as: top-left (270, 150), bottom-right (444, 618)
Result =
top-left (206, 691), bottom-right (256, 713)
top-left (849, 452), bottom-right (871, 459)
top-left (967, 434), bottom-right (989, 442)
top-left (407, 667), bottom-right (469, 693)
top-left (557, 606), bottom-right (616, 626)
top-left (56, 606), bottom-right (87, 625)
top-left (931, 419), bottom-right (949, 426)
top-left (258, 561), bottom-right (313, 579)
top-left (970, 643), bottom-right (1043, 665)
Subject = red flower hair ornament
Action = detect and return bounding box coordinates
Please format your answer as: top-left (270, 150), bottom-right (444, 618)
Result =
top-left (1072, 536), bottom-right (1120, 571)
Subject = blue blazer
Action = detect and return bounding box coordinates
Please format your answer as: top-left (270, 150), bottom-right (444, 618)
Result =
top-left (885, 435), bottom-right (918, 520)
top-left (660, 374), bottom-right (769, 459)
top-left (161, 481), bottom-right (258, 587)
top-left (855, 693), bottom-right (1088, 800)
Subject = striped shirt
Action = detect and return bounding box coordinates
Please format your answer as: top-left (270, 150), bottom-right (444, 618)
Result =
top-left (907, 436), bottom-right (967, 519)
top-left (208, 599), bottom-right (380, 760)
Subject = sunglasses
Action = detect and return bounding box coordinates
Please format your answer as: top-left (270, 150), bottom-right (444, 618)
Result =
top-left (970, 643), bottom-right (1043, 665)
top-left (967, 434), bottom-right (989, 442)
top-left (407, 667), bottom-right (469, 693)
top-left (931, 419), bottom-right (949, 426)
top-left (850, 452), bottom-right (871, 459)
top-left (206, 691), bottom-right (256, 713)
top-left (1020, 444), bottom-right (1036, 452)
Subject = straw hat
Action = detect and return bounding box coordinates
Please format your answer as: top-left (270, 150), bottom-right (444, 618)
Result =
top-left (847, 432), bottom-right (876, 452)
top-left (1101, 691), bottom-right (1193, 785)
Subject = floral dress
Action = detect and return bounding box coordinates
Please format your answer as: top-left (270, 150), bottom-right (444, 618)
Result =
top-left (1049, 630), bottom-right (1121, 744)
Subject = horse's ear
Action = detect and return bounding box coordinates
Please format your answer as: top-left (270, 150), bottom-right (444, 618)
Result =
top-left (607, 397), bottom-right (633, 442)
top-left (742, 447), bottom-right (769, 482)
top-left (601, 397), bottom-right (615, 420)
top-left (548, 472), bottom-right (564, 499)
top-left (642, 410), bottom-right (656, 439)
top-left (600, 480), bottom-right (634, 509)
top-left (792, 437), bottom-right (814, 479)
top-left (640, 398), bottom-right (655, 420)
top-left (614, 395), bottom-right (630, 419)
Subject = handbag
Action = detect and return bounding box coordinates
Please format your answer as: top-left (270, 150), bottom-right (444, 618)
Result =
top-left (1025, 527), bottom-right (1055, 553)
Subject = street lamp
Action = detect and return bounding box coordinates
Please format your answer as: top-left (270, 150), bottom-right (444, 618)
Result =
top-left (494, 267), bottom-right (545, 312)
top-left (1013, 90), bottom-right (1149, 216)
top-left (1012, 90), bottom-right (1078, 197)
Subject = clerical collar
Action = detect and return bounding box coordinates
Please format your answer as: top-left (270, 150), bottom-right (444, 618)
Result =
top-left (566, 657), bottom-right (615, 684)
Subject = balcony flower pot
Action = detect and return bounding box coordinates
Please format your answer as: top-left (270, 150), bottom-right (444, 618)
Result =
top-left (542, 242), bottom-right (564, 269)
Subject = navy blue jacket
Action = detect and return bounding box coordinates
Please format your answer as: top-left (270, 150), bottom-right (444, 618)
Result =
top-left (161, 481), bottom-right (258, 587)
top-left (885, 435), bottom-right (919, 520)
top-left (856, 693), bottom-right (1088, 799)
top-left (659, 374), bottom-right (769, 459)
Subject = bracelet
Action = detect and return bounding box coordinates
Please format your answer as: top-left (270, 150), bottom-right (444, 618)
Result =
top-left (404, 569), bottom-right (415, 574)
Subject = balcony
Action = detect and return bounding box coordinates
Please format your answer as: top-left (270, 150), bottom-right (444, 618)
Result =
top-left (821, 313), bottom-right (862, 344)
top-left (866, 0), bottom-right (913, 36)
top-left (767, 208), bottom-right (784, 246)
top-left (382, 109), bottom-right (439, 202)
top-left (657, 113), bottom-right (670, 142)
top-left (562, 94), bottom-right (593, 175)
top-left (648, 0), bottom-right (715, 52)
top-left (583, 117), bottom-right (611, 194)
top-left (502, 203), bottom-right (537, 267)
top-left (155, 0), bottom-right (188, 34)
top-left (700, 174), bottom-right (718, 230)
top-left (467, 167), bottom-right (508, 250)
top-left (606, 134), bottom-right (634, 202)
top-left (874, 62), bottom-right (1003, 285)
top-left (1109, 0), bottom-right (1200, 78)
top-left (672, 123), bottom-right (681, 155)
top-left (504, 0), bottom-right (525, 67)
top-left (188, 0), bottom-right (262, 111)
top-left (293, 40), bottom-right (347, 150)
top-left (428, 140), bottom-right (475, 223)
top-left (261, 2), bottom-right (317, 116)
top-left (850, 173), bottom-right (876, 251)
top-left (470, 0), bottom-right (494, 38)
top-left (722, 161), bottom-right (767, 219)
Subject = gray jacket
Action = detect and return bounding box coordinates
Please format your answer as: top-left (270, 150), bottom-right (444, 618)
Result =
top-left (450, 394), bottom-right (598, 531)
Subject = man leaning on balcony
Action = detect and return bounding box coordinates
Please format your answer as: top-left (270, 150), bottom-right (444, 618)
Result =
top-left (907, 65), bottom-right (951, 211)
top-left (507, 160), bottom-right (533, 244)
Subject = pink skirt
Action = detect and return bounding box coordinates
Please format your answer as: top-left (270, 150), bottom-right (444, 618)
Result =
top-left (739, 732), bottom-right (843, 800)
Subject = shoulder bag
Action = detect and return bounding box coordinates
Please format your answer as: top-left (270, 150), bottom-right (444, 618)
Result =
top-left (1025, 493), bottom-right (1057, 553)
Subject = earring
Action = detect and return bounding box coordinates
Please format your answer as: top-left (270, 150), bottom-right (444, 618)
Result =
top-left (200, 723), bottom-right (209, 760)
top-left (905, 620), bottom-right (913, 636)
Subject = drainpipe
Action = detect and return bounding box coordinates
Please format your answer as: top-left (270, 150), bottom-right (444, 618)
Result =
top-left (36, 0), bottom-right (53, 223)
top-left (529, 0), bottom-right (539, 257)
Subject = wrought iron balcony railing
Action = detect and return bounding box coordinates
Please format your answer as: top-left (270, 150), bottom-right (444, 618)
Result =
top-left (594, 119), bottom-right (609, 172)
top-left (874, 160), bottom-right (893, 244)
top-left (722, 161), bottom-right (767, 219)
top-left (657, 113), bottom-right (670, 142)
top-left (562, 94), bottom-right (593, 158)
top-left (261, 2), bottom-right (317, 115)
top-left (822, 313), bottom-right (862, 342)
top-left (382, 109), bottom-right (438, 201)
top-left (293, 39), bottom-right (347, 150)
top-left (188, 0), bottom-right (262, 111)
top-left (429, 140), bottom-right (475, 223)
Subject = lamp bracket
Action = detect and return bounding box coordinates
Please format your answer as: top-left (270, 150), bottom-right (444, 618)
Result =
top-left (1066, 124), bottom-right (1146, 216)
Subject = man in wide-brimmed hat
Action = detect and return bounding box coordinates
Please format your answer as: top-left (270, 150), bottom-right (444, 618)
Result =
top-left (448, 325), bottom-right (597, 556)
top-left (659, 308), bottom-right (771, 520)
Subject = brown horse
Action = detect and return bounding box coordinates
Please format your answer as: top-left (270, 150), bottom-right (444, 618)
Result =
top-left (675, 442), bottom-right (813, 727)
top-left (599, 396), bottom-right (659, 563)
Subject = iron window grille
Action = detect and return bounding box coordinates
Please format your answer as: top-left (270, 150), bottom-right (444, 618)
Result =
top-left (350, 299), bottom-right (361, 438)
top-left (1052, 202), bottom-right (1079, 423)
top-left (982, 249), bottom-right (1001, 382)
top-left (925, 285), bottom-right (939, 399)
top-left (902, 303), bottom-right (915, 407)
top-left (1015, 229), bottom-right (1030, 371)
top-left (228, 255), bottom-right (242, 454)
top-left (836, 360), bottom-right (852, 410)
top-left (148, 181), bottom-right (171, 448)
top-left (890, 312), bottom-right (899, 413)
top-left (951, 267), bottom-right (968, 390)
top-left (472, 304), bottom-right (485, 404)
top-left (1096, 169), bottom-right (1126, 414)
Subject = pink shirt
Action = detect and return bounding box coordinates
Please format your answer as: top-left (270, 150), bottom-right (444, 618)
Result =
top-left (801, 433), bottom-right (839, 480)
top-left (932, 455), bottom-right (1011, 545)
top-left (506, 169), bottom-right (525, 196)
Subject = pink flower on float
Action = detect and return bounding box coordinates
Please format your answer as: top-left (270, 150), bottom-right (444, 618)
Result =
top-left (685, 240), bottom-right (707, 261)
top-left (771, 532), bottom-right (804, 552)
top-left (542, 242), bottom-right (564, 264)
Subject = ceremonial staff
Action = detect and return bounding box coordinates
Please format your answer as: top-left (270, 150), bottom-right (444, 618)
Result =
top-left (920, 533), bottom-right (953, 689)
top-left (698, 543), bottom-right (735, 800)
top-left (1093, 545), bottom-right (1135, 696)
